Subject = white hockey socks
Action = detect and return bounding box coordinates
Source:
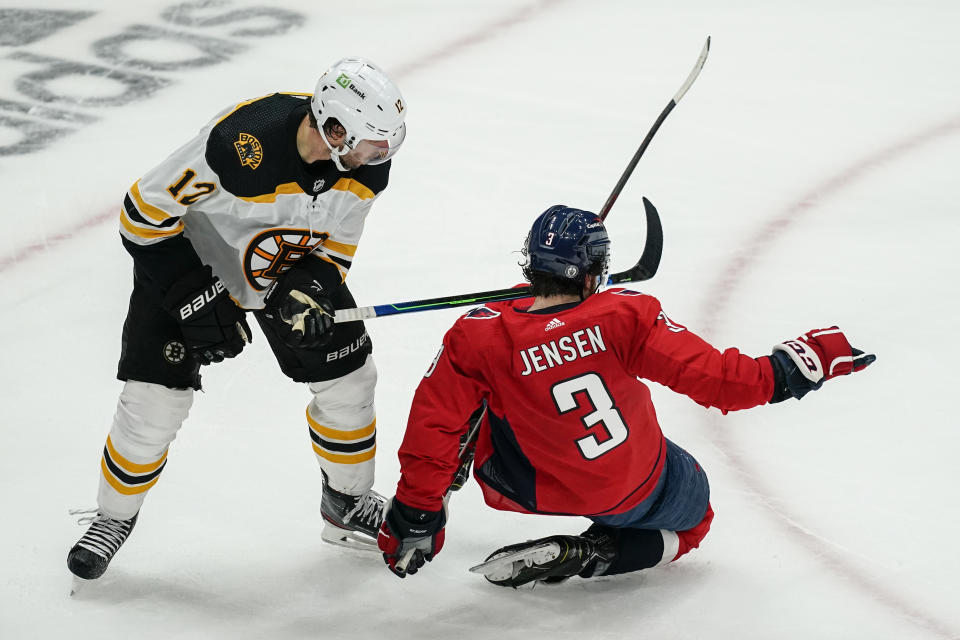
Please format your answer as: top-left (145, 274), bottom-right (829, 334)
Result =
top-left (97, 381), bottom-right (193, 519)
top-left (306, 356), bottom-right (378, 495)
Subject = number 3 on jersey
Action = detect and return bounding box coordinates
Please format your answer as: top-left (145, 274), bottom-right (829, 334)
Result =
top-left (551, 373), bottom-right (628, 460)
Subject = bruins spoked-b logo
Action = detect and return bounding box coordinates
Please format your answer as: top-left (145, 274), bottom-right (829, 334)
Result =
top-left (163, 340), bottom-right (187, 364)
top-left (234, 132), bottom-right (262, 169)
top-left (244, 227), bottom-right (329, 291)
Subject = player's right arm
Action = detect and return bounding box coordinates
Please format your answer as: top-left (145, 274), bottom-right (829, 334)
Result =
top-left (119, 118), bottom-right (249, 365)
top-left (395, 322), bottom-right (486, 512)
top-left (119, 127), bottom-right (221, 290)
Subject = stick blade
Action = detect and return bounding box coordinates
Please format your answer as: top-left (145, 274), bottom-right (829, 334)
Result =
top-left (607, 196), bottom-right (664, 285)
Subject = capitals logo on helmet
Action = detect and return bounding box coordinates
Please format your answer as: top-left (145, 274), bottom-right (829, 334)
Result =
top-left (522, 205), bottom-right (610, 283)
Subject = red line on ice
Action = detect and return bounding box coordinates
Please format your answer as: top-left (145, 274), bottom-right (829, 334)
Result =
top-left (0, 209), bottom-right (115, 273)
top-left (700, 113), bottom-right (960, 639)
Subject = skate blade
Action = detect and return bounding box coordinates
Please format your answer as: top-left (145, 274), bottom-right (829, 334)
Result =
top-left (321, 523), bottom-right (379, 553)
top-left (70, 575), bottom-right (91, 596)
top-left (468, 541), bottom-right (561, 581)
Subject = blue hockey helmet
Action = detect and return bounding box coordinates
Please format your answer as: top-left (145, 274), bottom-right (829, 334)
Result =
top-left (523, 205), bottom-right (610, 283)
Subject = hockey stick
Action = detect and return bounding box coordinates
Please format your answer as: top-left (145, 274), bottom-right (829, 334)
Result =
top-left (334, 206), bottom-right (658, 324)
top-left (335, 36), bottom-right (709, 324)
top-left (335, 198), bottom-right (661, 325)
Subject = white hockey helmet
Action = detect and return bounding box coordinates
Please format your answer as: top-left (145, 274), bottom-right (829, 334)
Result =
top-left (311, 57), bottom-right (406, 170)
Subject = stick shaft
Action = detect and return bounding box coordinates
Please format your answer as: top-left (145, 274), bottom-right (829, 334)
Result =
top-left (334, 37), bottom-right (710, 325)
top-left (599, 36), bottom-right (711, 220)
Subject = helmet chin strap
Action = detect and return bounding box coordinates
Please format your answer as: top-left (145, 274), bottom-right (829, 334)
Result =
top-left (317, 126), bottom-right (352, 172)
top-left (329, 153), bottom-right (350, 172)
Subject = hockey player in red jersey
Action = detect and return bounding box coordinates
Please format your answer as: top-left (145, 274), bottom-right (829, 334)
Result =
top-left (378, 203), bottom-right (875, 586)
top-left (67, 58), bottom-right (408, 583)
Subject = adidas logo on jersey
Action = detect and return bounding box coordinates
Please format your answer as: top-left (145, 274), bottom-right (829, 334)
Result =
top-left (545, 318), bottom-right (565, 332)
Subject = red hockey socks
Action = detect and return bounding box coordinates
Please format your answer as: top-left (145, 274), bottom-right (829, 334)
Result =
top-left (669, 502), bottom-right (714, 562)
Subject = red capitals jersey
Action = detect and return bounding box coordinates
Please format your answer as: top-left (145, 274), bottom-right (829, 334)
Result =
top-left (395, 288), bottom-right (775, 516)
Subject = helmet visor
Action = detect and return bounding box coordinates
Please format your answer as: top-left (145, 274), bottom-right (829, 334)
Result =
top-left (338, 124), bottom-right (405, 168)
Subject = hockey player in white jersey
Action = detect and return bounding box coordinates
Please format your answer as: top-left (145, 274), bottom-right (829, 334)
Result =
top-left (68, 58), bottom-right (406, 582)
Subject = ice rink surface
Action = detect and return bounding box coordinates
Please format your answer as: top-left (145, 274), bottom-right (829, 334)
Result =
top-left (1, 1), bottom-right (958, 638)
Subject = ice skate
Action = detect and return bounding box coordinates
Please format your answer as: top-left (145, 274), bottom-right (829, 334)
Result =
top-left (470, 532), bottom-right (613, 588)
top-left (320, 483), bottom-right (386, 552)
top-left (67, 509), bottom-right (138, 590)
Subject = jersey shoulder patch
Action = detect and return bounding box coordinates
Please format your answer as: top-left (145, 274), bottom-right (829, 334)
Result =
top-left (463, 305), bottom-right (501, 319)
top-left (610, 287), bottom-right (646, 297)
top-left (205, 93), bottom-right (307, 197)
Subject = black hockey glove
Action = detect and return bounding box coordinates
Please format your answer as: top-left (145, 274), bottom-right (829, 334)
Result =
top-left (378, 498), bottom-right (446, 578)
top-left (264, 267), bottom-right (335, 349)
top-left (163, 265), bottom-right (251, 366)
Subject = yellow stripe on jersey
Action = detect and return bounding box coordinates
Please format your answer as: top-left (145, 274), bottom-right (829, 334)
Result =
top-left (238, 182), bottom-right (305, 203)
top-left (234, 177), bottom-right (372, 205)
top-left (216, 92), bottom-right (311, 125)
top-left (322, 238), bottom-right (358, 257)
top-left (331, 178), bottom-right (375, 201)
top-left (106, 436), bottom-right (168, 473)
top-left (119, 208), bottom-right (184, 240)
top-left (216, 93), bottom-right (271, 124)
top-left (130, 181), bottom-right (175, 223)
top-left (310, 443), bottom-right (377, 465)
top-left (306, 412), bottom-right (377, 441)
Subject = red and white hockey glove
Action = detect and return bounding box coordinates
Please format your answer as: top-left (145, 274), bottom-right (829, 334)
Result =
top-left (770, 326), bottom-right (875, 401)
top-left (378, 498), bottom-right (446, 578)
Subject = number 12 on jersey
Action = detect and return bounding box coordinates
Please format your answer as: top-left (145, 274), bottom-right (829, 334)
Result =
top-left (551, 373), bottom-right (629, 460)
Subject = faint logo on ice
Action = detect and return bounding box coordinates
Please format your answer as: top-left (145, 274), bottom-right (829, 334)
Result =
top-left (0, 2), bottom-right (306, 158)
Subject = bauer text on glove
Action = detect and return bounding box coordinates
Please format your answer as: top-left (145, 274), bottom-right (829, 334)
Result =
top-left (162, 265), bottom-right (250, 366)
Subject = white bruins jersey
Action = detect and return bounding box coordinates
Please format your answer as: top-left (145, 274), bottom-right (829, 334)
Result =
top-left (119, 92), bottom-right (390, 309)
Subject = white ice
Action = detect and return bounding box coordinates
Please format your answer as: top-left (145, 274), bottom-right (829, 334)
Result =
top-left (1, 1), bottom-right (958, 638)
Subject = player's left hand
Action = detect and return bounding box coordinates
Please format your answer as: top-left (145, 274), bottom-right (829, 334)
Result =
top-left (265, 267), bottom-right (335, 348)
top-left (771, 326), bottom-right (875, 400)
top-left (378, 498), bottom-right (446, 578)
